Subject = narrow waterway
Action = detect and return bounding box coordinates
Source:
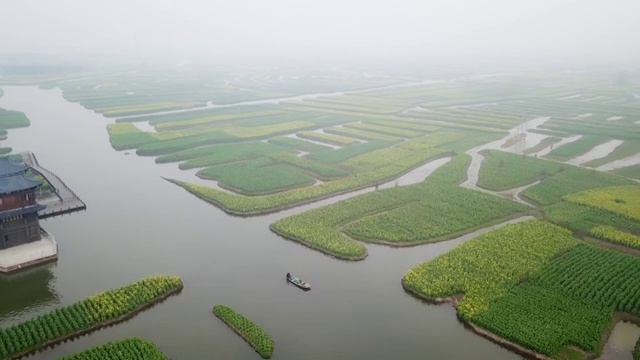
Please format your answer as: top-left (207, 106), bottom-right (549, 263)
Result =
top-left (599, 322), bottom-right (640, 360)
top-left (566, 140), bottom-right (624, 166)
top-left (0, 86), bottom-right (523, 360)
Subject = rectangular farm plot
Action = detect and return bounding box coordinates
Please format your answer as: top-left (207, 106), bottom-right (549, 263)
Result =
top-left (475, 244), bottom-right (640, 357)
top-left (197, 159), bottom-right (316, 195)
top-left (297, 131), bottom-right (360, 146)
top-left (323, 126), bottom-right (401, 142)
top-left (477, 150), bottom-right (564, 191)
top-left (564, 185), bottom-right (640, 221)
top-left (343, 122), bottom-right (422, 138)
top-left (222, 120), bottom-right (315, 138)
top-left (107, 123), bottom-right (158, 150)
top-left (157, 141), bottom-right (294, 165)
top-left (521, 166), bottom-right (633, 205)
top-left (306, 140), bottom-right (393, 164)
top-left (342, 184), bottom-right (528, 244)
top-left (402, 220), bottom-right (580, 319)
top-left (267, 136), bottom-right (331, 152)
top-left (615, 164), bottom-right (640, 180)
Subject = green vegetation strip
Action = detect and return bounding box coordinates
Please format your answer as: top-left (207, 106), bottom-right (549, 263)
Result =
top-left (402, 220), bottom-right (579, 319)
top-left (474, 244), bottom-right (640, 357)
top-left (477, 150), bottom-right (564, 191)
top-left (0, 109), bottom-right (30, 129)
top-left (297, 131), bottom-right (359, 146)
top-left (523, 136), bottom-right (562, 155)
top-left (323, 126), bottom-right (401, 142)
top-left (156, 141), bottom-right (292, 165)
top-left (0, 276), bottom-right (182, 360)
top-left (107, 123), bottom-right (158, 150)
top-left (343, 122), bottom-right (420, 138)
top-left (270, 155), bottom-right (527, 260)
top-left (616, 164), bottom-right (640, 180)
top-left (267, 136), bottom-right (330, 152)
top-left (306, 140), bottom-right (393, 164)
top-left (564, 185), bottom-right (640, 221)
top-left (544, 135), bottom-right (610, 161)
top-left (198, 159), bottom-right (316, 195)
top-left (212, 305), bottom-right (274, 359)
top-left (521, 166), bottom-right (633, 205)
top-left (57, 338), bottom-right (169, 360)
top-left (543, 202), bottom-right (640, 237)
top-left (169, 134), bottom-right (462, 215)
top-left (588, 225), bottom-right (640, 250)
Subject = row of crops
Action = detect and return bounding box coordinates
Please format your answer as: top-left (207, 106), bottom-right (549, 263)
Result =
top-left (563, 185), bottom-right (640, 221)
top-left (212, 305), bottom-right (274, 359)
top-left (58, 338), bottom-right (169, 360)
top-left (0, 276), bottom-right (182, 360)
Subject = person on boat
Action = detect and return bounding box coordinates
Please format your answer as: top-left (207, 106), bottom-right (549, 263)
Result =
top-left (286, 272), bottom-right (291, 279)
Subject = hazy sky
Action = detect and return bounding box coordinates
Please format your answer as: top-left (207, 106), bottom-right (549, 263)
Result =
top-left (2, 0), bottom-right (639, 61)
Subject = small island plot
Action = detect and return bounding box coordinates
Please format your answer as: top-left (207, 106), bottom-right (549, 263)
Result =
top-left (0, 275), bottom-right (183, 360)
top-left (56, 338), bottom-right (170, 360)
top-left (212, 305), bottom-right (274, 359)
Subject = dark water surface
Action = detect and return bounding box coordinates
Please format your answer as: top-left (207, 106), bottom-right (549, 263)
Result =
top-left (0, 86), bottom-right (522, 360)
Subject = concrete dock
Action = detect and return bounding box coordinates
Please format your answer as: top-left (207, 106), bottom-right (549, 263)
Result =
top-left (0, 228), bottom-right (58, 273)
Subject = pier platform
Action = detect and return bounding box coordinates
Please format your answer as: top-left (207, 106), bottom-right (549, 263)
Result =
top-left (0, 228), bottom-right (58, 273)
top-left (19, 152), bottom-right (87, 219)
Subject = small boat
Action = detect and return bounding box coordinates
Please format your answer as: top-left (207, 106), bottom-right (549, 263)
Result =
top-left (286, 273), bottom-right (311, 290)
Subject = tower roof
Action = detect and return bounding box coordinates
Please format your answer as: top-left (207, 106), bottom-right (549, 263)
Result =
top-left (0, 156), bottom-right (28, 178)
top-left (0, 172), bottom-right (43, 194)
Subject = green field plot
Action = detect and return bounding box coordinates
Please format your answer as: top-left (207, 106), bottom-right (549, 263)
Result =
top-left (212, 305), bottom-right (274, 359)
top-left (152, 108), bottom-right (284, 129)
top-left (267, 153), bottom-right (348, 180)
top-left (156, 141), bottom-right (293, 164)
top-left (342, 184), bottom-right (527, 244)
top-left (477, 150), bottom-right (564, 191)
top-left (175, 143), bottom-right (294, 169)
top-left (58, 338), bottom-right (170, 360)
top-left (402, 220), bottom-right (579, 319)
top-left (270, 153), bottom-right (526, 259)
top-left (99, 102), bottom-right (205, 117)
top-left (267, 136), bottom-right (331, 152)
top-left (306, 140), bottom-right (393, 164)
top-left (0, 147), bottom-right (11, 155)
top-left (583, 141), bottom-right (640, 168)
top-left (521, 166), bottom-right (633, 205)
top-left (107, 123), bottom-right (158, 150)
top-left (323, 126), bottom-right (401, 142)
top-left (475, 244), bottom-right (640, 357)
top-left (222, 120), bottom-right (315, 138)
top-left (615, 164), bottom-right (640, 180)
top-left (0, 108), bottom-right (30, 129)
top-left (198, 158), bottom-right (316, 195)
top-left (136, 131), bottom-right (241, 156)
top-left (368, 119), bottom-right (440, 132)
top-left (343, 122), bottom-right (422, 138)
top-left (564, 185), bottom-right (640, 221)
top-left (297, 131), bottom-right (360, 146)
top-left (588, 225), bottom-right (640, 250)
top-left (172, 135), bottom-right (457, 215)
top-left (523, 136), bottom-right (563, 154)
top-left (543, 202), bottom-right (640, 236)
top-left (543, 135), bottom-right (611, 161)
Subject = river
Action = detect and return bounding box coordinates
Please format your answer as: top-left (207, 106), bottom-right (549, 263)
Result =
top-left (0, 86), bottom-right (523, 359)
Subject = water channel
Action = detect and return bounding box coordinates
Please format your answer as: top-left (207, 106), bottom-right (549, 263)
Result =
top-left (0, 86), bottom-right (525, 359)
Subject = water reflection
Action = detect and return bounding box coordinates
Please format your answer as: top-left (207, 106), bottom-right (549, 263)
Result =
top-left (0, 264), bottom-right (59, 325)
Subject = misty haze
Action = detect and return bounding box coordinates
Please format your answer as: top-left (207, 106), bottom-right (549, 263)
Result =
top-left (0, 1), bottom-right (640, 360)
